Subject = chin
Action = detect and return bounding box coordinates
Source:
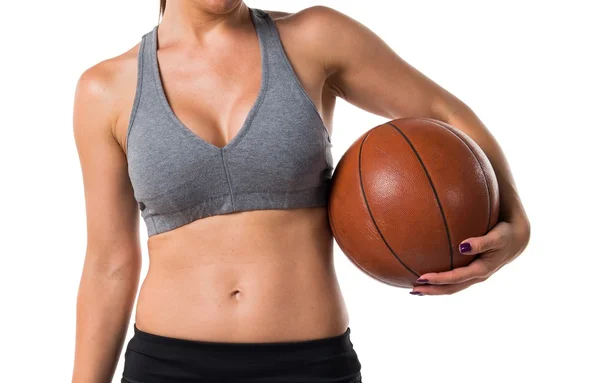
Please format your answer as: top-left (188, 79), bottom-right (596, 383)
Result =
top-left (198, 0), bottom-right (243, 14)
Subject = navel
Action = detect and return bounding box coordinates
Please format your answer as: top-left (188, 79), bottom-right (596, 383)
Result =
top-left (230, 289), bottom-right (242, 300)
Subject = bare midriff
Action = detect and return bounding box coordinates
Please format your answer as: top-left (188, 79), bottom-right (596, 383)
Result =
top-left (134, 205), bottom-right (349, 343)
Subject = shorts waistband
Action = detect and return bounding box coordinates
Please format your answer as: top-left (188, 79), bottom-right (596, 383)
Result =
top-left (132, 322), bottom-right (352, 351)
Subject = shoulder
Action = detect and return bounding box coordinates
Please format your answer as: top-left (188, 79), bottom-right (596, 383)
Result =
top-left (262, 6), bottom-right (366, 76)
top-left (75, 41), bottom-right (140, 106)
top-left (263, 5), bottom-right (349, 24)
top-left (264, 5), bottom-right (360, 33)
top-left (74, 40), bottom-right (142, 136)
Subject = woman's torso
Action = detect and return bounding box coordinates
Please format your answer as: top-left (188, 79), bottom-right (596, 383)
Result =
top-left (110, 7), bottom-right (347, 342)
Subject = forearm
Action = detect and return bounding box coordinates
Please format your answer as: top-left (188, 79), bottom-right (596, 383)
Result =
top-left (432, 101), bottom-right (531, 260)
top-left (72, 255), bottom-right (140, 383)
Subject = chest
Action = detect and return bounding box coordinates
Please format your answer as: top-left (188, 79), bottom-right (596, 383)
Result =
top-left (118, 9), bottom-right (337, 237)
top-left (117, 21), bottom-right (329, 155)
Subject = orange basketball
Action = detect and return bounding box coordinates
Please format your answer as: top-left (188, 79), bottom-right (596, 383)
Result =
top-left (328, 117), bottom-right (500, 288)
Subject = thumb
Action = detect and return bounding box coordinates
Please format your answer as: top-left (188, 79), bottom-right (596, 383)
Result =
top-left (458, 236), bottom-right (487, 255)
top-left (460, 223), bottom-right (510, 255)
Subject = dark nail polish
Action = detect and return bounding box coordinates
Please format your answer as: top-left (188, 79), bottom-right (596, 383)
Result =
top-left (410, 291), bottom-right (424, 296)
top-left (416, 278), bottom-right (429, 284)
top-left (459, 242), bottom-right (471, 253)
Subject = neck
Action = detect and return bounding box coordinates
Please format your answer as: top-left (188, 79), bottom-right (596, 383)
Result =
top-left (159, 1), bottom-right (249, 44)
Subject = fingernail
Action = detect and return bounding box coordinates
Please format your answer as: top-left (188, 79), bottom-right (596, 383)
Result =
top-left (410, 291), bottom-right (424, 296)
top-left (415, 278), bottom-right (429, 284)
top-left (459, 242), bottom-right (471, 253)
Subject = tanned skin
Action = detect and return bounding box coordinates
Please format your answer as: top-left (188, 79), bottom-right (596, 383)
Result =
top-left (72, 2), bottom-right (530, 382)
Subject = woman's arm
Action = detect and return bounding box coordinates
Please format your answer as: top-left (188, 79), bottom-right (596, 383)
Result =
top-left (71, 59), bottom-right (141, 382)
top-left (303, 6), bottom-right (531, 294)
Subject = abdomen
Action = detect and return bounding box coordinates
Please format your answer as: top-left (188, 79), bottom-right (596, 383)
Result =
top-left (134, 206), bottom-right (349, 342)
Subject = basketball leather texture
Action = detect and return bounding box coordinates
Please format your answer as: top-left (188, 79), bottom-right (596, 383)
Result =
top-left (328, 117), bottom-right (500, 288)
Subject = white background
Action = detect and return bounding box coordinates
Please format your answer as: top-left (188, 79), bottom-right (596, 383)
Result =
top-left (2, 0), bottom-right (599, 382)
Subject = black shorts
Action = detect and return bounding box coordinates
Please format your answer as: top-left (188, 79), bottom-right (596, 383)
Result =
top-left (121, 323), bottom-right (363, 383)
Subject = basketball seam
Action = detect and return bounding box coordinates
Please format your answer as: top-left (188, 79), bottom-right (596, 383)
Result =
top-left (424, 118), bottom-right (492, 232)
top-left (328, 191), bottom-right (404, 287)
top-left (387, 122), bottom-right (454, 270)
top-left (358, 128), bottom-right (420, 278)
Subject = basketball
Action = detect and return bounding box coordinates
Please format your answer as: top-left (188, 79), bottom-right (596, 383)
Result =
top-left (328, 117), bottom-right (500, 288)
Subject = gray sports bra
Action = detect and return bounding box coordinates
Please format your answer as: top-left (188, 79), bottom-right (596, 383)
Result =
top-left (126, 8), bottom-right (333, 237)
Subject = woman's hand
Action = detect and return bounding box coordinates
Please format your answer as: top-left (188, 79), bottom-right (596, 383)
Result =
top-left (409, 214), bottom-right (530, 296)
